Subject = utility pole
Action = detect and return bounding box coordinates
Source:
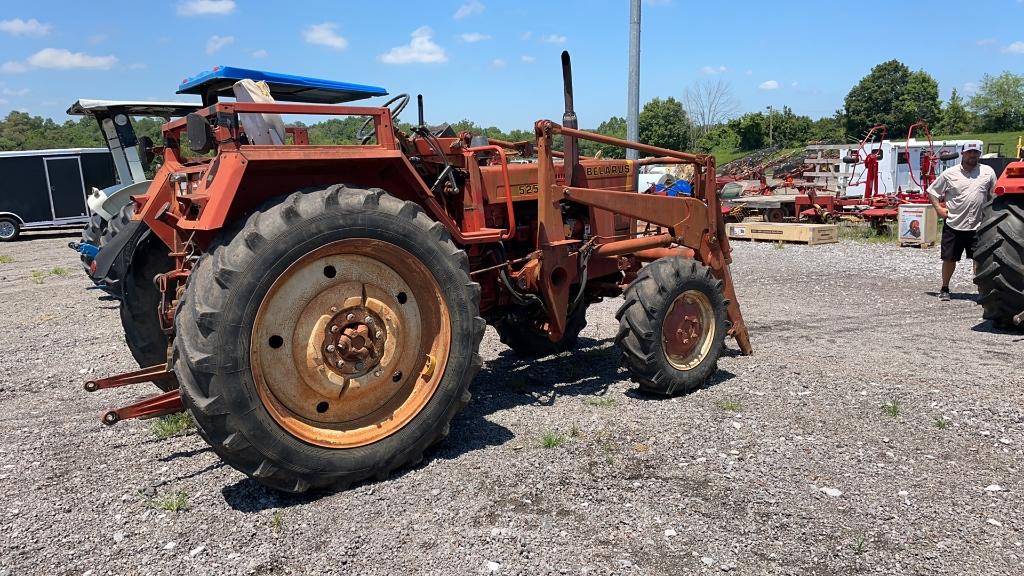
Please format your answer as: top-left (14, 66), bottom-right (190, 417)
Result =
top-left (626, 0), bottom-right (641, 161)
top-left (766, 105), bottom-right (774, 147)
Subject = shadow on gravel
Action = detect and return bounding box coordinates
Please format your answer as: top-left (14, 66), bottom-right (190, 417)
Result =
top-left (222, 478), bottom-right (318, 512)
top-left (158, 446), bottom-right (213, 461)
top-left (924, 290), bottom-right (980, 302)
top-left (971, 320), bottom-right (1024, 338)
top-left (15, 229), bottom-right (83, 241)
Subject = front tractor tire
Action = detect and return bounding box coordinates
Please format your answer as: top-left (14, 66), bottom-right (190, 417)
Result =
top-left (615, 257), bottom-right (728, 396)
top-left (173, 185), bottom-right (485, 492)
top-left (494, 301), bottom-right (590, 358)
top-left (973, 194), bottom-right (1024, 329)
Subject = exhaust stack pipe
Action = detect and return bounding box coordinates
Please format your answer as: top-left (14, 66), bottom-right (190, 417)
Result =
top-left (561, 51), bottom-right (579, 187)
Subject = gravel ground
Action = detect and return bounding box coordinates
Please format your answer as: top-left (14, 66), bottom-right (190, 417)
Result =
top-left (1, 230), bottom-right (1022, 576)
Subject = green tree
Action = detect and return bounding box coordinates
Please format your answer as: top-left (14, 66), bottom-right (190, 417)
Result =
top-left (935, 89), bottom-right (975, 134)
top-left (580, 116), bottom-right (626, 158)
top-left (844, 60), bottom-right (940, 137)
top-left (968, 72), bottom-right (1024, 132)
top-left (639, 97), bottom-right (690, 153)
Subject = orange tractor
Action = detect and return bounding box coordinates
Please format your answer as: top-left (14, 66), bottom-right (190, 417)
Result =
top-left (87, 53), bottom-right (752, 492)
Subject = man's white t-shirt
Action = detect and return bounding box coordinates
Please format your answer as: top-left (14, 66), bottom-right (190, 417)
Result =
top-left (926, 163), bottom-right (997, 231)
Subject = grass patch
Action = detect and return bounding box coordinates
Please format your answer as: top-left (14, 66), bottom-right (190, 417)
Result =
top-left (270, 511), bottom-right (284, 530)
top-left (150, 412), bottom-right (195, 439)
top-left (541, 431), bottom-right (566, 449)
top-left (49, 266), bottom-right (68, 276)
top-left (839, 223), bottom-right (897, 244)
top-left (933, 416), bottom-right (950, 430)
top-left (152, 490), bottom-right (189, 512)
top-left (716, 398), bottom-right (743, 412)
top-left (849, 534), bottom-right (868, 556)
top-left (881, 398), bottom-right (903, 418)
top-left (585, 396), bottom-right (617, 407)
top-left (0, 255), bottom-right (13, 264)
top-left (29, 270), bottom-right (48, 284)
top-left (570, 423), bottom-right (580, 438)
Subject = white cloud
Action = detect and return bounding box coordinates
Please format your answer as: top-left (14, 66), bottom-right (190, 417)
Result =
top-left (492, 59), bottom-right (506, 68)
top-left (521, 55), bottom-right (536, 63)
top-left (976, 38), bottom-right (996, 46)
top-left (758, 80), bottom-right (779, 90)
top-left (303, 23), bottom-right (347, 50)
top-left (460, 32), bottom-right (490, 43)
top-left (1002, 41), bottom-right (1024, 54)
top-left (963, 81), bottom-right (979, 95)
top-left (2, 87), bottom-right (29, 96)
top-left (252, 49), bottom-right (268, 58)
top-left (701, 65), bottom-right (727, 75)
top-left (177, 0), bottom-right (236, 16)
top-left (540, 34), bottom-right (567, 44)
top-left (380, 26), bottom-right (447, 64)
top-left (26, 48), bottom-right (117, 70)
top-left (1, 61), bottom-right (28, 73)
top-left (454, 0), bottom-right (484, 19)
top-left (0, 18), bottom-right (51, 36)
top-left (206, 35), bottom-right (234, 54)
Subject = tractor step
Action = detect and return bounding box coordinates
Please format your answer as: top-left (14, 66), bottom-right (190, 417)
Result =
top-left (85, 364), bottom-right (183, 425)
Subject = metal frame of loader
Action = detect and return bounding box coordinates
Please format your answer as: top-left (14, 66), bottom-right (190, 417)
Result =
top-left (85, 55), bottom-right (752, 490)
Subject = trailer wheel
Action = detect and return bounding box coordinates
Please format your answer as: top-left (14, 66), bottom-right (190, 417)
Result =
top-left (616, 257), bottom-right (728, 396)
top-left (973, 194), bottom-right (1024, 329)
top-left (120, 236), bottom-right (174, 378)
top-left (764, 208), bottom-right (785, 223)
top-left (495, 301), bottom-right (589, 358)
top-left (0, 217), bottom-right (20, 242)
top-left (173, 185), bottom-right (485, 492)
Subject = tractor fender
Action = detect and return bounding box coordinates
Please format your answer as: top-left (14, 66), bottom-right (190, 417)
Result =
top-left (92, 220), bottom-right (151, 299)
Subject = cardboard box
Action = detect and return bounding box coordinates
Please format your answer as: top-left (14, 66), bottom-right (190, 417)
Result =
top-left (727, 222), bottom-right (839, 245)
top-left (897, 203), bottom-right (938, 247)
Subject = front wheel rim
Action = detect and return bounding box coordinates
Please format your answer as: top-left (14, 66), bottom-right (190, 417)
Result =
top-left (0, 221), bottom-right (15, 239)
top-left (661, 289), bottom-right (716, 370)
top-left (250, 238), bottom-right (451, 448)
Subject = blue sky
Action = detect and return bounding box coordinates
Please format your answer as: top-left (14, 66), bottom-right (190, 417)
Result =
top-left (1, 0), bottom-right (1023, 130)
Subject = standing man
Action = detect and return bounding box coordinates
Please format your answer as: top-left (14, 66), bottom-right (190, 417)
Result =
top-left (927, 142), bottom-right (997, 301)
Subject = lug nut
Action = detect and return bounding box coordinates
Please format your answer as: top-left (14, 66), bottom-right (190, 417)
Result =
top-left (330, 306), bottom-right (339, 313)
top-left (374, 331), bottom-right (382, 339)
top-left (355, 362), bottom-right (364, 370)
top-left (364, 316), bottom-right (374, 324)
top-left (330, 325), bottom-right (339, 333)
top-left (335, 360), bottom-right (344, 368)
top-left (346, 313), bottom-right (355, 321)
top-left (326, 345), bottom-right (336, 352)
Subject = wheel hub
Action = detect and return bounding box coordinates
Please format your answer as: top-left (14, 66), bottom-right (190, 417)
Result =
top-left (662, 290), bottom-right (715, 370)
top-left (322, 306), bottom-right (387, 376)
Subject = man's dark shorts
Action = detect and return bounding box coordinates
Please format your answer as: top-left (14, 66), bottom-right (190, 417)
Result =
top-left (941, 225), bottom-right (977, 261)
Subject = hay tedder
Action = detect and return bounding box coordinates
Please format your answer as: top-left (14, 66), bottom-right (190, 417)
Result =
top-left (86, 53), bottom-right (752, 492)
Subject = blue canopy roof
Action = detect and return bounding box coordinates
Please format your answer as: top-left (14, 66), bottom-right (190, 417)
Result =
top-left (177, 66), bottom-right (388, 104)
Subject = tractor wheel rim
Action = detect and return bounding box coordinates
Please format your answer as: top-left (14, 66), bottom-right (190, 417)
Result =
top-left (662, 289), bottom-right (715, 370)
top-left (250, 238), bottom-right (451, 448)
top-left (0, 221), bottom-right (14, 238)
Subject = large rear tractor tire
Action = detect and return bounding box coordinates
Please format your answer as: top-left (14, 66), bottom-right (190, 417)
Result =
top-left (494, 301), bottom-right (589, 358)
top-left (120, 236), bottom-right (174, 376)
top-left (973, 194), bottom-right (1024, 329)
top-left (173, 185), bottom-right (485, 492)
top-left (615, 257), bottom-right (728, 396)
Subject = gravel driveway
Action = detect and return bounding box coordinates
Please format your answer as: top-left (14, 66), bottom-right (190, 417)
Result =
top-left (1, 230), bottom-right (1021, 576)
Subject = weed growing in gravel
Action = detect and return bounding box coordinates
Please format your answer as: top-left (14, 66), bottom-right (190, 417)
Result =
top-left (570, 423), bottom-right (580, 438)
top-left (881, 398), bottom-right (903, 418)
top-left (541, 431), bottom-right (566, 448)
top-left (49, 266), bottom-right (68, 276)
top-left (29, 270), bottom-right (48, 284)
top-left (849, 534), bottom-right (867, 556)
top-left (270, 511), bottom-right (284, 531)
top-left (585, 396), bottom-right (617, 407)
top-left (151, 412), bottom-right (195, 439)
top-left (774, 240), bottom-right (785, 250)
top-left (0, 255), bottom-right (13, 264)
top-left (933, 416), bottom-right (950, 430)
top-left (153, 490), bottom-right (189, 512)
top-left (716, 399), bottom-right (743, 412)
top-left (840, 224), bottom-right (897, 244)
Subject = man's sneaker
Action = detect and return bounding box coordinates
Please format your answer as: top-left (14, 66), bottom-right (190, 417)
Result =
top-left (939, 288), bottom-right (951, 301)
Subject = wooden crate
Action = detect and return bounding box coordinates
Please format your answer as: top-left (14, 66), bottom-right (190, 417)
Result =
top-left (897, 203), bottom-right (938, 248)
top-left (726, 222), bottom-right (839, 245)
